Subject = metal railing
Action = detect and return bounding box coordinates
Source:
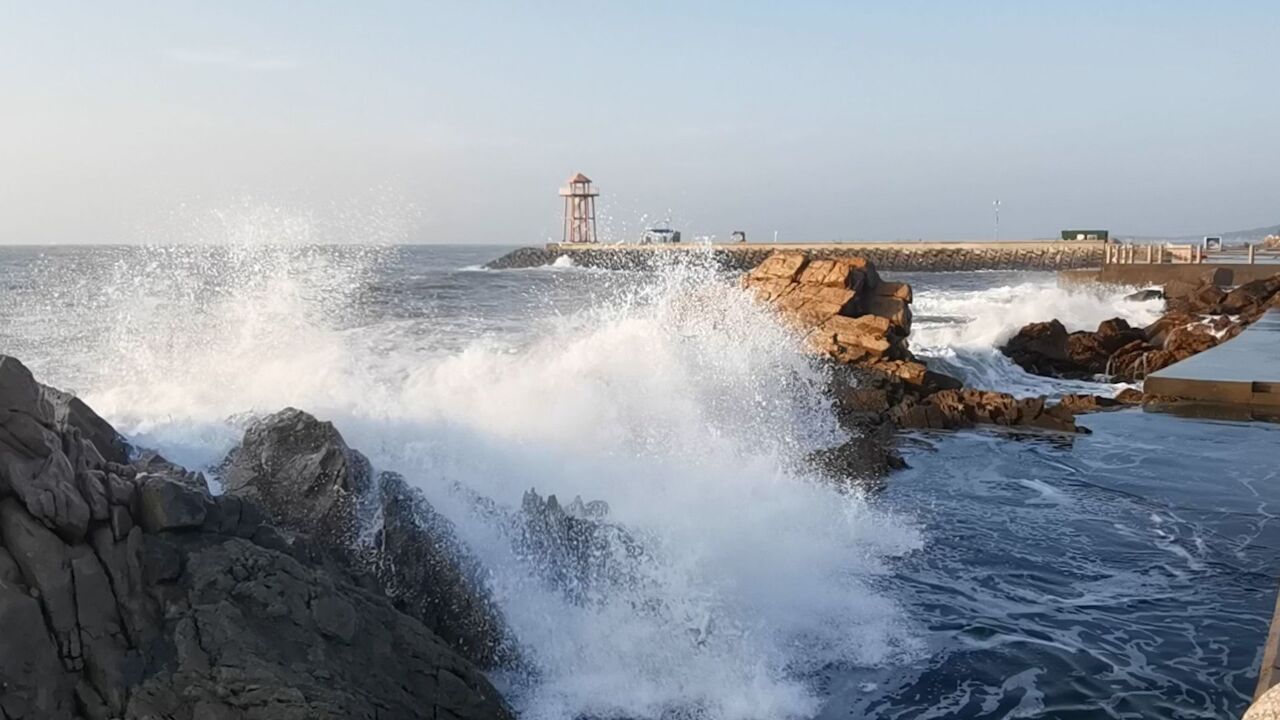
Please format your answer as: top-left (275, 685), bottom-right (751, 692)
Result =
top-left (1103, 242), bottom-right (1274, 265)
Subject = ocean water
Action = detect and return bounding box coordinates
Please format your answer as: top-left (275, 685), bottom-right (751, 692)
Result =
top-left (2, 242), bottom-right (1278, 720)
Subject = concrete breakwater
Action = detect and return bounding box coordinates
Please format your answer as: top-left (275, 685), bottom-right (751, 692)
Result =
top-left (486, 241), bottom-right (1106, 272)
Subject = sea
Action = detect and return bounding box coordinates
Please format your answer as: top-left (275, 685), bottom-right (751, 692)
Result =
top-left (2, 242), bottom-right (1278, 720)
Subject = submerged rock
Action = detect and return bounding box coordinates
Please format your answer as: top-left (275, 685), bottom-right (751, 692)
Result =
top-left (516, 489), bottom-right (651, 605)
top-left (0, 354), bottom-right (512, 720)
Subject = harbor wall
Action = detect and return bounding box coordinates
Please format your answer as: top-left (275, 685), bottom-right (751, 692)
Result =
top-left (486, 241), bottom-right (1106, 272)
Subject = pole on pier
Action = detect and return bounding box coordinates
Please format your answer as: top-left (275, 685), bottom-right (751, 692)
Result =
top-left (993, 199), bottom-right (1001, 240)
top-left (1250, 243), bottom-right (1256, 264)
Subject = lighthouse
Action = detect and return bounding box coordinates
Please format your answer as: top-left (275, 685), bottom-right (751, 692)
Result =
top-left (559, 172), bottom-right (599, 244)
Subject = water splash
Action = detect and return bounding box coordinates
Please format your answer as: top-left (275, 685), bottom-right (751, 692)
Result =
top-left (907, 278), bottom-right (1164, 397)
top-left (6, 228), bottom-right (925, 719)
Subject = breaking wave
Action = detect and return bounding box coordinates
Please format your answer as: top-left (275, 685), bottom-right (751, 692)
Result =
top-left (907, 277), bottom-right (1164, 397)
top-left (5, 224), bottom-right (924, 719)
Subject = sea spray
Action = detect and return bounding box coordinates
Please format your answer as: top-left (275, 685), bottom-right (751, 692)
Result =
top-left (906, 275), bottom-right (1165, 397)
top-left (10, 237), bottom-right (925, 719)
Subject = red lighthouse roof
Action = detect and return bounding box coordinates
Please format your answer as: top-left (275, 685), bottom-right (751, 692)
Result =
top-left (568, 172), bottom-right (592, 184)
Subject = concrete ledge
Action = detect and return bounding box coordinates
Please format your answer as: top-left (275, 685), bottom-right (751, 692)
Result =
top-left (1063, 264), bottom-right (1280, 288)
top-left (1145, 310), bottom-right (1280, 407)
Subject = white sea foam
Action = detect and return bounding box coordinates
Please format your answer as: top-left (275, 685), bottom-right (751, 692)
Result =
top-left (909, 279), bottom-right (1164, 397)
top-left (29, 230), bottom-right (924, 720)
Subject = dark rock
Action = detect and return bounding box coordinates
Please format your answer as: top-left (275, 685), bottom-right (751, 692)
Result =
top-left (1124, 288), bottom-right (1163, 302)
top-left (220, 408), bottom-right (370, 547)
top-left (137, 476), bottom-right (209, 532)
top-left (483, 246), bottom-right (557, 269)
top-left (1095, 318), bottom-right (1146, 354)
top-left (1001, 320), bottom-right (1073, 376)
top-left (0, 356), bottom-right (515, 720)
top-left (0, 355), bottom-right (130, 464)
top-left (220, 408), bottom-right (511, 668)
top-left (0, 569), bottom-right (75, 718)
top-left (0, 406), bottom-right (91, 541)
top-left (1219, 275), bottom-right (1280, 315)
top-left (1167, 282), bottom-right (1226, 314)
top-left (806, 428), bottom-right (904, 490)
top-left (516, 488), bottom-right (649, 606)
top-left (0, 497), bottom-right (84, 670)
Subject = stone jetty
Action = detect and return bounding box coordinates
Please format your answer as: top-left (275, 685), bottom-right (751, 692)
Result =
top-left (487, 240), bottom-right (1105, 272)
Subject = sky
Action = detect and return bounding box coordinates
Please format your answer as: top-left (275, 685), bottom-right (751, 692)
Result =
top-left (1, 1), bottom-right (1278, 245)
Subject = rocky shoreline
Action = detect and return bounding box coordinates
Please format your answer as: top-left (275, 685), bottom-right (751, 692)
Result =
top-left (739, 252), bottom-right (1111, 454)
top-left (5, 254), bottom-right (1271, 718)
top-left (0, 355), bottom-right (529, 719)
top-left (1000, 273), bottom-right (1280, 387)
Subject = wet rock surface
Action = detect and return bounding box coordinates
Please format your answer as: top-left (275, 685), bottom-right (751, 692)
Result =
top-left (0, 355), bottom-right (511, 720)
top-left (1002, 274), bottom-right (1280, 384)
top-left (219, 407), bottom-right (512, 668)
top-left (744, 251), bottom-right (1093, 442)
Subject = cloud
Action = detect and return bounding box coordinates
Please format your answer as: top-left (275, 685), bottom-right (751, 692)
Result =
top-left (164, 47), bottom-right (300, 71)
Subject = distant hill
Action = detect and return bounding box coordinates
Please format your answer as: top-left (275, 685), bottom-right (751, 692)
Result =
top-left (1125, 223), bottom-right (1280, 243)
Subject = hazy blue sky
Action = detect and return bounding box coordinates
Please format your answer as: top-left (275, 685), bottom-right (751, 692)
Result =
top-left (2, 1), bottom-right (1277, 244)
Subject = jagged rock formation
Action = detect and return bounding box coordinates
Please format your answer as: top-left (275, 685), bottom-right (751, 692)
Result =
top-left (743, 251), bottom-right (1090, 436)
top-left (218, 407), bottom-right (511, 668)
top-left (0, 355), bottom-right (510, 720)
top-left (1003, 274), bottom-right (1280, 382)
top-left (515, 489), bottom-right (651, 606)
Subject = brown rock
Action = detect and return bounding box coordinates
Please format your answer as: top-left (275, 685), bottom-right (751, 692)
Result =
top-left (1115, 388), bottom-right (1144, 404)
top-left (1144, 312), bottom-right (1198, 347)
top-left (865, 295), bottom-right (912, 335)
top-left (796, 259), bottom-right (867, 290)
top-left (874, 281), bottom-right (913, 303)
top-left (1095, 318), bottom-right (1146, 354)
top-left (1166, 282), bottom-right (1226, 314)
top-left (1165, 325), bottom-right (1219, 356)
top-left (890, 389), bottom-right (1082, 433)
top-left (747, 252), bottom-right (809, 281)
top-left (1219, 275), bottom-right (1280, 315)
top-left (814, 315), bottom-right (894, 361)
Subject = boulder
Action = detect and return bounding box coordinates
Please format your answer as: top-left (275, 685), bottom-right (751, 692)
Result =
top-left (0, 355), bottom-right (130, 464)
top-left (0, 356), bottom-right (515, 720)
top-left (1124, 288), bottom-right (1163, 302)
top-left (1166, 282), bottom-right (1226, 314)
top-left (137, 475), bottom-right (209, 532)
top-left (1001, 320), bottom-right (1075, 376)
top-left (1219, 275), bottom-right (1280, 315)
top-left (1095, 318), bottom-right (1146, 354)
top-left (220, 408), bottom-right (511, 668)
top-left (744, 252), bottom-right (911, 364)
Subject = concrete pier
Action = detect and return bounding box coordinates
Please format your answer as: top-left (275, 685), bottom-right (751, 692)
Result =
top-left (1061, 263), bottom-right (1280, 288)
top-left (486, 240), bottom-right (1106, 271)
top-left (1145, 309), bottom-right (1280, 409)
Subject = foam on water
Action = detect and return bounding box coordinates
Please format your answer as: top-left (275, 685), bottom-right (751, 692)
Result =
top-left (12, 232), bottom-right (924, 720)
top-left (907, 278), bottom-right (1165, 397)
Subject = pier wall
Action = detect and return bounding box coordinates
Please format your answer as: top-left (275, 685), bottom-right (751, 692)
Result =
top-left (486, 241), bottom-right (1105, 272)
